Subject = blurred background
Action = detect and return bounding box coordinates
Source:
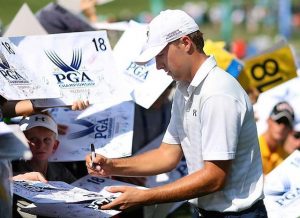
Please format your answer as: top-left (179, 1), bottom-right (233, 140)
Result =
top-left (0, 0), bottom-right (299, 60)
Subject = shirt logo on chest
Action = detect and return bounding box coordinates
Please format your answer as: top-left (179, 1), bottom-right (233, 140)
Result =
top-left (192, 109), bottom-right (197, 116)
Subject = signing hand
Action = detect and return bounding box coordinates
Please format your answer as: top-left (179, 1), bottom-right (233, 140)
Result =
top-left (85, 153), bottom-right (113, 177)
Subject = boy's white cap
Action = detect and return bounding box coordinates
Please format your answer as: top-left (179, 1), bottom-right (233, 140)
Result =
top-left (19, 114), bottom-right (58, 135)
top-left (135, 9), bottom-right (199, 64)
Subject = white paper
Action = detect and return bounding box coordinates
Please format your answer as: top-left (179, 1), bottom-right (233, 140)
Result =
top-left (48, 100), bottom-right (134, 161)
top-left (8, 31), bottom-right (130, 106)
top-left (0, 37), bottom-right (60, 100)
top-left (113, 20), bottom-right (173, 109)
top-left (264, 150), bottom-right (300, 218)
top-left (13, 180), bottom-right (107, 203)
top-left (20, 175), bottom-right (137, 218)
top-left (0, 123), bottom-right (32, 160)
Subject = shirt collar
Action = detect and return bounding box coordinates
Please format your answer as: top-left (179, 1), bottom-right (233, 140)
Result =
top-left (178, 55), bottom-right (217, 98)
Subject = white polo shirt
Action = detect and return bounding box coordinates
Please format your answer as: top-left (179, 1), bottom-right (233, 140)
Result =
top-left (163, 56), bottom-right (264, 212)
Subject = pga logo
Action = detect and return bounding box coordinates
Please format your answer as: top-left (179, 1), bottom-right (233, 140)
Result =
top-left (125, 62), bottom-right (149, 82)
top-left (0, 50), bottom-right (29, 84)
top-left (45, 49), bottom-right (94, 87)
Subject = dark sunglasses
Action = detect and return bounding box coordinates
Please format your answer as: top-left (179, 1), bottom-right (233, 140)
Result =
top-left (293, 132), bottom-right (300, 139)
top-left (275, 118), bottom-right (291, 127)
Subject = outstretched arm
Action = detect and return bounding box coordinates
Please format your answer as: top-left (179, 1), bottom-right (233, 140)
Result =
top-left (86, 142), bottom-right (183, 177)
top-left (102, 159), bottom-right (231, 210)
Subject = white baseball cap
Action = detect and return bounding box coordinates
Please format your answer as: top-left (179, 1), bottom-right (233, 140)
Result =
top-left (19, 114), bottom-right (58, 135)
top-left (135, 9), bottom-right (199, 64)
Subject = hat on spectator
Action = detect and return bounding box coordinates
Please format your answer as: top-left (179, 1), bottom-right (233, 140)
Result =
top-left (19, 114), bottom-right (58, 135)
top-left (135, 9), bottom-right (199, 64)
top-left (270, 101), bottom-right (294, 127)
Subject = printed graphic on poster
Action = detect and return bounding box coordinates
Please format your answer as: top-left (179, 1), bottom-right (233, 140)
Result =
top-left (0, 37), bottom-right (60, 100)
top-left (13, 180), bottom-right (105, 203)
top-left (20, 175), bottom-right (143, 218)
top-left (48, 101), bottom-right (134, 161)
top-left (8, 31), bottom-right (129, 106)
top-left (113, 20), bottom-right (173, 109)
top-left (264, 150), bottom-right (300, 218)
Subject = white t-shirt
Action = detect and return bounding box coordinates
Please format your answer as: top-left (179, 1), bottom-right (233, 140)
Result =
top-left (163, 56), bottom-right (264, 212)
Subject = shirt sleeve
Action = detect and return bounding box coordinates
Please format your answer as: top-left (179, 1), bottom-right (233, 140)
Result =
top-left (163, 95), bottom-right (181, 145)
top-left (201, 94), bottom-right (245, 160)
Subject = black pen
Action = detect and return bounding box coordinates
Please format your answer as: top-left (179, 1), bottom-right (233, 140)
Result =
top-left (90, 143), bottom-right (96, 168)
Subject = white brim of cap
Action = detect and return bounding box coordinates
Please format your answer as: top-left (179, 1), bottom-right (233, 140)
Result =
top-left (134, 42), bottom-right (168, 64)
top-left (20, 123), bottom-right (58, 136)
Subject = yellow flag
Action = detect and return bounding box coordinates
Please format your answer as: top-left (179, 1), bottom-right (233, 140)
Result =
top-left (238, 42), bottom-right (297, 93)
top-left (204, 40), bottom-right (243, 78)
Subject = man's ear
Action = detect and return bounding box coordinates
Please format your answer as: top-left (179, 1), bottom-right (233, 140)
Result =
top-left (52, 140), bottom-right (60, 154)
top-left (180, 35), bottom-right (193, 53)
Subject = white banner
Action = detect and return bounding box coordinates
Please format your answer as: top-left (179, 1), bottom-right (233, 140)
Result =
top-left (113, 20), bottom-right (173, 109)
top-left (8, 31), bottom-right (130, 106)
top-left (264, 150), bottom-right (300, 218)
top-left (48, 101), bottom-right (134, 161)
top-left (0, 37), bottom-right (60, 100)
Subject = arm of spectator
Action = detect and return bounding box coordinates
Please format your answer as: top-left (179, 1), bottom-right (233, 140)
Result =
top-left (2, 100), bottom-right (41, 117)
top-left (13, 172), bottom-right (48, 182)
top-left (80, 0), bottom-right (97, 23)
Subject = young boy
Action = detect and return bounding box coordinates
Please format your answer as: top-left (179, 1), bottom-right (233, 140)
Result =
top-left (12, 113), bottom-right (76, 217)
top-left (13, 113), bottom-right (76, 182)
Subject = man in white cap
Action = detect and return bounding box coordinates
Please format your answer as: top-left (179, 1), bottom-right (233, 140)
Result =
top-left (86, 9), bottom-right (267, 217)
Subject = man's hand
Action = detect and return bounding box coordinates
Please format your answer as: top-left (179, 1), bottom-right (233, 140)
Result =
top-left (85, 153), bottom-right (113, 177)
top-left (13, 172), bottom-right (47, 182)
top-left (71, 100), bottom-right (90, 110)
top-left (101, 186), bottom-right (148, 210)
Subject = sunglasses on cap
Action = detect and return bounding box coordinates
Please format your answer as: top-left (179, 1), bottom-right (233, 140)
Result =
top-left (293, 132), bottom-right (300, 139)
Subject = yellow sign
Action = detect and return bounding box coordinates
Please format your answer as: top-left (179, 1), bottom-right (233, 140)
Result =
top-left (204, 40), bottom-right (243, 78)
top-left (238, 43), bottom-right (297, 93)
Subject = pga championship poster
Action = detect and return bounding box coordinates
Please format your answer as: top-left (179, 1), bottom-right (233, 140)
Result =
top-left (7, 31), bottom-right (129, 106)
